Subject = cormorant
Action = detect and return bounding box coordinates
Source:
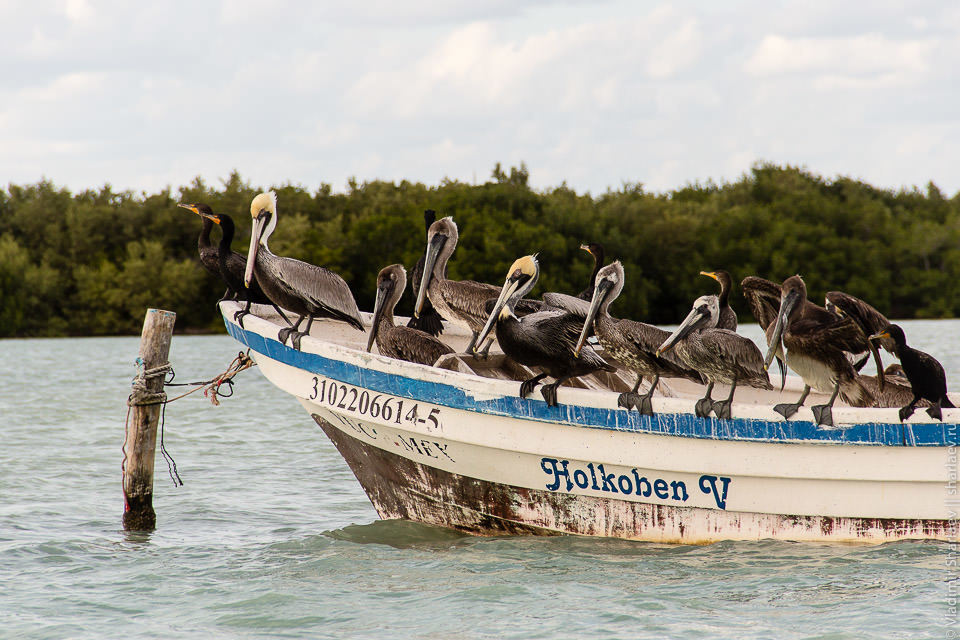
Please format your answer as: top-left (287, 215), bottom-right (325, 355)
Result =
top-left (870, 324), bottom-right (954, 421)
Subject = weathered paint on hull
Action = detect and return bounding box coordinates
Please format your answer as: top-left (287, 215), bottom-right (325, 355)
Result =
top-left (312, 413), bottom-right (958, 544)
top-left (220, 303), bottom-right (960, 544)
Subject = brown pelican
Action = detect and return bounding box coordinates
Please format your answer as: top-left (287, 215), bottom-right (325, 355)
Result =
top-left (414, 216), bottom-right (540, 353)
top-left (657, 295), bottom-right (771, 419)
top-left (826, 291), bottom-right (895, 354)
top-left (475, 255), bottom-right (615, 407)
top-left (576, 243), bottom-right (605, 300)
top-left (180, 204), bottom-right (291, 328)
top-left (244, 191), bottom-right (364, 349)
top-left (870, 324), bottom-right (954, 421)
top-left (764, 275), bottom-right (880, 426)
top-left (406, 210), bottom-right (445, 337)
top-left (700, 270), bottom-right (737, 331)
top-left (367, 264), bottom-right (454, 366)
top-left (741, 276), bottom-right (789, 389)
top-left (573, 261), bottom-right (702, 415)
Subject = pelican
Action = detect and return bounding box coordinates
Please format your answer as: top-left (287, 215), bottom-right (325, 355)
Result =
top-left (573, 261), bottom-right (702, 415)
top-left (764, 275), bottom-right (880, 426)
top-left (870, 324), bottom-right (954, 421)
top-left (475, 255), bottom-right (615, 407)
top-left (414, 216), bottom-right (540, 353)
top-left (700, 270), bottom-right (737, 331)
top-left (368, 265), bottom-right (454, 366)
top-left (244, 191), bottom-right (363, 349)
top-left (657, 295), bottom-right (771, 419)
top-left (576, 243), bottom-right (606, 300)
top-left (825, 291), bottom-right (895, 354)
top-left (180, 204), bottom-right (291, 328)
top-left (406, 210), bottom-right (445, 337)
top-left (741, 276), bottom-right (787, 389)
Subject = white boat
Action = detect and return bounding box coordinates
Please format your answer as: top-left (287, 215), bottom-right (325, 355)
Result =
top-left (221, 302), bottom-right (959, 544)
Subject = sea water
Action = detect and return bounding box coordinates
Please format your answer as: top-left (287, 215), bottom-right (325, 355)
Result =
top-left (1, 322), bottom-right (958, 639)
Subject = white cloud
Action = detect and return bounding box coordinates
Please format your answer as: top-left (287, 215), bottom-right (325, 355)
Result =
top-left (0, 1), bottom-right (957, 197)
top-left (745, 33), bottom-right (934, 78)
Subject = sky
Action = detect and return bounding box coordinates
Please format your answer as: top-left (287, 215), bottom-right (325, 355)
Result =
top-left (2, 0), bottom-right (959, 196)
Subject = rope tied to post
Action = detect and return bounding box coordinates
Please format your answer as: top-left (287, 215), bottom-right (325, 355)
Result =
top-left (127, 360), bottom-right (173, 408)
top-left (122, 351), bottom-right (258, 487)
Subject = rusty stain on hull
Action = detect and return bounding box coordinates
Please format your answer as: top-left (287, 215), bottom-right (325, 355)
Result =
top-left (313, 414), bottom-right (958, 544)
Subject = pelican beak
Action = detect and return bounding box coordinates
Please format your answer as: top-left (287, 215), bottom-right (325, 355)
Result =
top-left (244, 210), bottom-right (268, 288)
top-left (764, 289), bottom-right (800, 369)
top-left (657, 304), bottom-right (708, 357)
top-left (574, 277), bottom-right (612, 357)
top-left (866, 330), bottom-right (889, 391)
top-left (366, 280), bottom-right (390, 353)
top-left (414, 233), bottom-right (446, 318)
top-left (474, 270), bottom-right (523, 354)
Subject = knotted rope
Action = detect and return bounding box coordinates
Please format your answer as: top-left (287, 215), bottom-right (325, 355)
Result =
top-left (122, 351), bottom-right (257, 487)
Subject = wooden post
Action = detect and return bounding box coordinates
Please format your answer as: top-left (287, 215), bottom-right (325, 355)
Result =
top-left (122, 308), bottom-right (176, 531)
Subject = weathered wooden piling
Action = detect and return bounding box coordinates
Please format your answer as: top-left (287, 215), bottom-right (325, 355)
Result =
top-left (122, 308), bottom-right (176, 531)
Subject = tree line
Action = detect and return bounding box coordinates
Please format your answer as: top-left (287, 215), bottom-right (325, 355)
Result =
top-left (0, 163), bottom-right (957, 338)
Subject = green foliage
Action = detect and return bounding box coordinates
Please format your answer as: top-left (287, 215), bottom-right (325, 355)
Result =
top-left (0, 163), bottom-right (958, 337)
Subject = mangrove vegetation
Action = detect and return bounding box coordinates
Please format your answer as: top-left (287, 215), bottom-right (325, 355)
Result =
top-left (0, 163), bottom-right (957, 337)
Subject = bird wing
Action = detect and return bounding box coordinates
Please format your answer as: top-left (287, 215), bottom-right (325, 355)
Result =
top-left (383, 326), bottom-right (454, 367)
top-left (697, 329), bottom-right (772, 389)
top-left (789, 314), bottom-right (869, 355)
top-left (267, 256), bottom-right (364, 329)
top-left (541, 292), bottom-right (591, 318)
top-left (740, 277), bottom-right (781, 332)
top-left (825, 291), bottom-right (890, 336)
top-left (522, 311), bottom-right (612, 370)
top-left (615, 318), bottom-right (703, 381)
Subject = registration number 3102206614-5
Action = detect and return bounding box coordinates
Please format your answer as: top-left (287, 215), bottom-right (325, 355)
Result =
top-left (307, 376), bottom-right (442, 430)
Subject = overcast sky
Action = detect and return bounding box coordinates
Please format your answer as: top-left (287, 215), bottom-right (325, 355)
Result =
top-left (2, 1), bottom-right (958, 196)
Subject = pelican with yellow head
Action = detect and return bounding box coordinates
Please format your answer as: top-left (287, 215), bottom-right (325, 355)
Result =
top-left (475, 255), bottom-right (615, 407)
top-left (244, 191), bottom-right (364, 350)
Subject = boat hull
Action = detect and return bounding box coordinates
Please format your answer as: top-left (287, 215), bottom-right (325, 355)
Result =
top-left (222, 304), bottom-right (960, 544)
top-left (312, 411), bottom-right (954, 543)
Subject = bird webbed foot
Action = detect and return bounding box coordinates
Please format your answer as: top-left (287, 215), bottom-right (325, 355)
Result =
top-left (290, 331), bottom-right (307, 351)
top-left (712, 399), bottom-right (732, 420)
top-left (617, 392), bottom-right (653, 415)
top-left (618, 392), bottom-right (639, 410)
top-left (277, 327), bottom-right (295, 344)
top-left (811, 404), bottom-right (834, 427)
top-left (926, 403), bottom-right (944, 421)
top-left (898, 404), bottom-right (915, 422)
top-left (694, 397), bottom-right (713, 419)
top-left (519, 376), bottom-right (543, 399)
top-left (636, 391), bottom-right (654, 416)
top-left (540, 383), bottom-right (560, 407)
top-left (774, 402), bottom-right (801, 420)
top-left (234, 309), bottom-right (250, 328)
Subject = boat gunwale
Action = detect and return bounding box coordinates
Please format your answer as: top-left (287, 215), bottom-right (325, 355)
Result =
top-left (220, 303), bottom-right (960, 448)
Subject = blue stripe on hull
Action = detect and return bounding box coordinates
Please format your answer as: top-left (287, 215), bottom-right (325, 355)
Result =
top-left (225, 319), bottom-right (959, 447)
